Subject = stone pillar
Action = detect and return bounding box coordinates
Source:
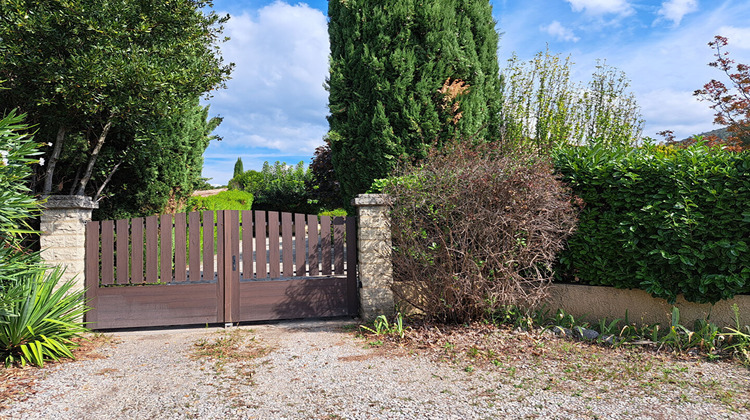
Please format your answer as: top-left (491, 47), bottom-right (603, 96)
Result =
top-left (352, 194), bottom-right (394, 320)
top-left (40, 195), bottom-right (98, 292)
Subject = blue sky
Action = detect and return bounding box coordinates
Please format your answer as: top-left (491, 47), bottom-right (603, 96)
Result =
top-left (201, 0), bottom-right (750, 185)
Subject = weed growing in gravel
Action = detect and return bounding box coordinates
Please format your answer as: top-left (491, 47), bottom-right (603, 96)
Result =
top-left (192, 328), bottom-right (269, 376)
top-left (359, 313), bottom-right (408, 339)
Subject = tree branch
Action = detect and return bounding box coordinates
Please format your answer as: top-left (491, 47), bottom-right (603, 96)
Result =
top-left (94, 159), bottom-right (124, 202)
top-left (75, 115), bottom-right (113, 196)
top-left (42, 126), bottom-right (66, 195)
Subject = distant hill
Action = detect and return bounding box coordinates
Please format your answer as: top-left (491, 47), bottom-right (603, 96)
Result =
top-left (682, 127), bottom-right (731, 141)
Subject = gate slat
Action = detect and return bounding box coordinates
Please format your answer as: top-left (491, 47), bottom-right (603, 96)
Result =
top-left (216, 211), bottom-right (225, 321)
top-left (203, 211), bottom-right (214, 282)
top-left (268, 212), bottom-right (280, 278)
top-left (242, 210), bottom-right (252, 279)
top-left (346, 217), bottom-right (358, 314)
top-left (307, 214), bottom-right (319, 276)
top-left (101, 220), bottom-right (115, 285)
top-left (320, 216), bottom-right (332, 276)
top-left (188, 212), bottom-right (200, 283)
top-left (228, 210), bottom-right (240, 321)
top-left (115, 219), bottom-right (129, 284)
top-left (281, 212), bottom-right (293, 277)
top-left (217, 211), bottom-right (224, 286)
top-left (85, 221), bottom-right (100, 287)
top-left (333, 217), bottom-right (345, 275)
top-left (295, 213), bottom-right (306, 277)
top-left (84, 220), bottom-right (99, 324)
top-left (174, 213), bottom-right (187, 283)
top-left (131, 218), bottom-right (144, 283)
top-left (145, 215), bottom-right (158, 283)
top-left (160, 214), bottom-right (173, 283)
top-left (254, 211), bottom-right (267, 279)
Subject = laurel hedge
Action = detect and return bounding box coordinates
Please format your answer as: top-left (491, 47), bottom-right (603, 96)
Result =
top-left (553, 142), bottom-right (750, 304)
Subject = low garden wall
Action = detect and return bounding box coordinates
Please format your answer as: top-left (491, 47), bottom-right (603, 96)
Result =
top-left (547, 284), bottom-right (750, 329)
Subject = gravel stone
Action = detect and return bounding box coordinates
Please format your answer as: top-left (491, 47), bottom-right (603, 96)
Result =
top-left (1, 318), bottom-right (748, 419)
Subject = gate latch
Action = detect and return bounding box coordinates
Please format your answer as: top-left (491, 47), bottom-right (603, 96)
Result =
top-left (232, 255), bottom-right (237, 271)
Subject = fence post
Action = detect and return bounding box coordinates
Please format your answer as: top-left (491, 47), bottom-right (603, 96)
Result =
top-left (352, 194), bottom-right (394, 320)
top-left (40, 195), bottom-right (98, 293)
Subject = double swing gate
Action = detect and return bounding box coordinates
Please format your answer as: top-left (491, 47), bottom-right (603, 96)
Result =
top-left (84, 210), bottom-right (357, 329)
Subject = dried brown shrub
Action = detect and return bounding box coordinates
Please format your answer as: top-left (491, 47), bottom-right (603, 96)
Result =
top-left (383, 141), bottom-right (577, 323)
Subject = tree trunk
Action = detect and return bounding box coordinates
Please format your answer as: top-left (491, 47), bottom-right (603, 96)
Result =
top-left (43, 126), bottom-right (66, 195)
top-left (75, 118), bottom-right (113, 196)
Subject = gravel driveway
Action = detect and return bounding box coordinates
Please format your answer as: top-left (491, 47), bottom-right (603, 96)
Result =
top-left (1, 318), bottom-right (748, 419)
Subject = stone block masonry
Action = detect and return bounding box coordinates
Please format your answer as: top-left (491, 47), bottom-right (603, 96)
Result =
top-left (40, 195), bottom-right (98, 293)
top-left (353, 194), bottom-right (395, 321)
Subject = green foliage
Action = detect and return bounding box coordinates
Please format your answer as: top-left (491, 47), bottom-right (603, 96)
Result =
top-left (94, 99), bottom-right (219, 219)
top-left (228, 161), bottom-right (318, 214)
top-left (359, 313), bottom-right (407, 339)
top-left (307, 140), bottom-right (344, 211)
top-left (501, 49), bottom-right (643, 151)
top-left (0, 0), bottom-right (232, 199)
top-left (385, 141), bottom-right (577, 322)
top-left (0, 267), bottom-right (89, 367)
top-left (554, 142), bottom-right (750, 304)
top-left (0, 110), bottom-right (40, 246)
top-left (0, 110), bottom-right (43, 289)
top-left (318, 209), bottom-right (348, 218)
top-left (228, 170), bottom-right (263, 194)
top-left (724, 304), bottom-right (750, 365)
top-left (252, 161), bottom-right (317, 214)
top-left (186, 190), bottom-right (254, 212)
top-left (233, 158), bottom-right (244, 179)
top-left (327, 0), bottom-right (503, 203)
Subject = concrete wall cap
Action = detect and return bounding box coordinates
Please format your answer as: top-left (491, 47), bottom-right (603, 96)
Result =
top-left (352, 194), bottom-right (390, 207)
top-left (42, 195), bottom-right (99, 210)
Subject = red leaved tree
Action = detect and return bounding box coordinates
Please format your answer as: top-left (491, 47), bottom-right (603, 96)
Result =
top-left (693, 35), bottom-right (750, 152)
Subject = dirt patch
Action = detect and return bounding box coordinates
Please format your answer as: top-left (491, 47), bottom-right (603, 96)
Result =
top-left (191, 188), bottom-right (227, 197)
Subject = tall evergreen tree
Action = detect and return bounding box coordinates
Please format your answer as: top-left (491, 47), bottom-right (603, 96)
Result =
top-left (233, 158), bottom-right (244, 179)
top-left (327, 0), bottom-right (503, 202)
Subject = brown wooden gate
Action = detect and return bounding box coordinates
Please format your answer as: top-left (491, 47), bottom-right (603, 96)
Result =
top-left (84, 210), bottom-right (357, 329)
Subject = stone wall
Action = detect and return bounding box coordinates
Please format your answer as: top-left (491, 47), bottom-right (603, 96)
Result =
top-left (40, 195), bottom-right (97, 292)
top-left (353, 194), bottom-right (394, 320)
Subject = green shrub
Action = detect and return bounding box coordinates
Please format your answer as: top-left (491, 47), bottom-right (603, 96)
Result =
top-left (318, 208), bottom-right (347, 218)
top-left (0, 267), bottom-right (89, 367)
top-left (227, 169), bottom-right (263, 194)
top-left (554, 141), bottom-right (750, 304)
top-left (384, 141), bottom-right (578, 323)
top-left (186, 190), bottom-right (254, 212)
top-left (252, 161), bottom-right (318, 214)
top-left (0, 109), bottom-right (43, 292)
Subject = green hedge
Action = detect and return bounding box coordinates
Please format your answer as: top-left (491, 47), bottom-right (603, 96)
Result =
top-left (553, 143), bottom-right (750, 304)
top-left (185, 190), bottom-right (254, 212)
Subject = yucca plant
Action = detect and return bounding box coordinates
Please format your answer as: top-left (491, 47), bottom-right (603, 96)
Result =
top-left (0, 267), bottom-right (89, 367)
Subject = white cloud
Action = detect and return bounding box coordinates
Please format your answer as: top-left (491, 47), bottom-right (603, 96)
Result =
top-left (541, 21), bottom-right (580, 42)
top-left (556, 6), bottom-right (743, 140)
top-left (656, 0), bottom-right (698, 27)
top-left (718, 26), bottom-right (750, 49)
top-left (566, 0), bottom-right (634, 16)
top-left (202, 1), bottom-right (329, 183)
top-left (638, 89), bottom-right (715, 139)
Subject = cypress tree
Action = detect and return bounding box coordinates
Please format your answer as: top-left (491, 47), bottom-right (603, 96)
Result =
top-left (234, 158), bottom-right (244, 179)
top-left (327, 0), bottom-right (503, 203)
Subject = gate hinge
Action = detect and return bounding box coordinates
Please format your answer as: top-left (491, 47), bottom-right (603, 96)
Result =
top-left (232, 255), bottom-right (237, 271)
